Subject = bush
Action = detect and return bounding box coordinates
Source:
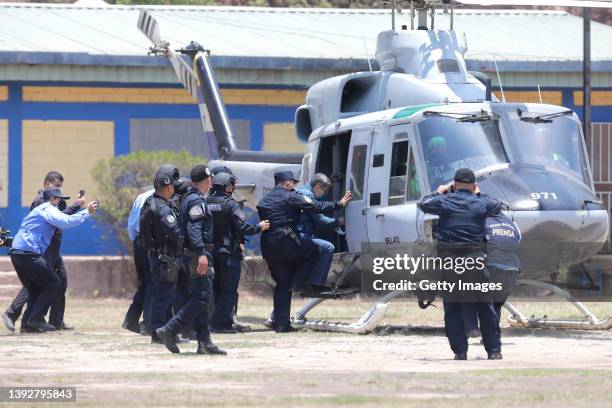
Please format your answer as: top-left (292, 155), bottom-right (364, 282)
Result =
top-left (91, 150), bottom-right (207, 255)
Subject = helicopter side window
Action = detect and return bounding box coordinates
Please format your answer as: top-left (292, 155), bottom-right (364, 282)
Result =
top-left (389, 139), bottom-right (408, 205)
top-left (350, 144), bottom-right (367, 201)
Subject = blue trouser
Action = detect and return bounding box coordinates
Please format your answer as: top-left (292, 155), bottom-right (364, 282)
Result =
top-left (444, 301), bottom-right (501, 355)
top-left (211, 253), bottom-right (242, 330)
top-left (149, 257), bottom-right (176, 336)
top-left (164, 256), bottom-right (213, 342)
top-left (10, 251), bottom-right (60, 326)
top-left (309, 238), bottom-right (335, 286)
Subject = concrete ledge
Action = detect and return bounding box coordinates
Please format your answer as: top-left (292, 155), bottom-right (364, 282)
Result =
top-left (0, 255), bottom-right (273, 298)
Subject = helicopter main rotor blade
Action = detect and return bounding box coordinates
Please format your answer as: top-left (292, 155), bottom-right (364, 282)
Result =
top-left (454, 0), bottom-right (612, 8)
top-left (137, 9), bottom-right (162, 45)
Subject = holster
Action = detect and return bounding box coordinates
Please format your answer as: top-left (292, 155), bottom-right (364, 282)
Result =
top-left (282, 227), bottom-right (302, 247)
top-left (158, 253), bottom-right (180, 283)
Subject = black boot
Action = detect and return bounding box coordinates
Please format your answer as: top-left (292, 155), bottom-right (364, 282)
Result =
top-left (26, 319), bottom-right (56, 333)
top-left (488, 352), bottom-right (503, 360)
top-left (196, 340), bottom-right (227, 355)
top-left (454, 353), bottom-right (467, 360)
top-left (122, 318), bottom-right (140, 334)
top-left (155, 326), bottom-right (180, 353)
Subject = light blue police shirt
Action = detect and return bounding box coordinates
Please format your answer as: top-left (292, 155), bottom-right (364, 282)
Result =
top-left (127, 190), bottom-right (154, 241)
top-left (11, 202), bottom-right (90, 255)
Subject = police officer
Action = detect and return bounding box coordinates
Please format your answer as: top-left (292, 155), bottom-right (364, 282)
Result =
top-left (417, 168), bottom-right (502, 360)
top-left (156, 165), bottom-right (226, 355)
top-left (257, 171), bottom-right (351, 333)
top-left (9, 188), bottom-right (96, 332)
top-left (3, 171), bottom-right (86, 333)
top-left (208, 172), bottom-right (270, 333)
top-left (141, 165), bottom-right (183, 344)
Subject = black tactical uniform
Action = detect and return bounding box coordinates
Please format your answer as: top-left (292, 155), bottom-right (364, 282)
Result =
top-left (257, 171), bottom-right (342, 332)
top-left (142, 167), bottom-right (183, 342)
top-left (156, 165), bottom-right (226, 355)
top-left (4, 191), bottom-right (81, 332)
top-left (208, 172), bottom-right (262, 332)
top-left (417, 168), bottom-right (502, 360)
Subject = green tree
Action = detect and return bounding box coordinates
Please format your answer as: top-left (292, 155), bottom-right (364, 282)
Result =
top-left (91, 150), bottom-right (206, 255)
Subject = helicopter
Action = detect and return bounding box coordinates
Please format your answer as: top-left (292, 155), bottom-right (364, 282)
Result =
top-left (137, 0), bottom-right (612, 334)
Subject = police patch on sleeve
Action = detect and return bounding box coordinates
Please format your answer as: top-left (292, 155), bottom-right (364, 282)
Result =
top-left (165, 214), bottom-right (177, 226)
top-left (303, 195), bottom-right (313, 204)
top-left (189, 204), bottom-right (204, 220)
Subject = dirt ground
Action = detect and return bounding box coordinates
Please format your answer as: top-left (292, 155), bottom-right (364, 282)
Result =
top-left (1, 293), bottom-right (612, 407)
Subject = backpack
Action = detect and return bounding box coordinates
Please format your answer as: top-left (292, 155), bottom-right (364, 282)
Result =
top-left (138, 196), bottom-right (159, 250)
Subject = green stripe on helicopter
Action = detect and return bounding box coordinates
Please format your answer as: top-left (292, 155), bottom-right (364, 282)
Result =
top-left (393, 103), bottom-right (444, 119)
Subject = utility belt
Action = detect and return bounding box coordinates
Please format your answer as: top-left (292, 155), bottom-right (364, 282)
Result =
top-left (268, 226), bottom-right (302, 247)
top-left (184, 244), bottom-right (215, 257)
top-left (150, 247), bottom-right (183, 283)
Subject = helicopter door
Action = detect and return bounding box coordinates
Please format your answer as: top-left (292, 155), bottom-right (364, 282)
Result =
top-left (345, 128), bottom-right (372, 252)
top-left (366, 124), bottom-right (423, 245)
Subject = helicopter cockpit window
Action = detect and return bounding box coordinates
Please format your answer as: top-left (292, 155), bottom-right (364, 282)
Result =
top-left (418, 115), bottom-right (508, 190)
top-left (437, 59), bottom-right (460, 74)
top-left (507, 114), bottom-right (590, 183)
top-left (350, 144), bottom-right (367, 201)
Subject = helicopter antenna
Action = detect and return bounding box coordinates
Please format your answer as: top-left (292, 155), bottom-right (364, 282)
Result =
top-left (363, 37), bottom-right (373, 72)
top-left (493, 57), bottom-right (506, 103)
top-left (537, 84), bottom-right (543, 104)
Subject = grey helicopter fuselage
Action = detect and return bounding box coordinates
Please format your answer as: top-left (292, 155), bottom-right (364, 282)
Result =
top-left (303, 102), bottom-right (608, 288)
top-left (206, 28), bottom-right (608, 287)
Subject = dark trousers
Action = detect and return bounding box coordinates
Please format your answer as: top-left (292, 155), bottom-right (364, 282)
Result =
top-left (265, 259), bottom-right (297, 328)
top-left (149, 257), bottom-right (176, 336)
top-left (164, 256), bottom-right (213, 342)
top-left (124, 240), bottom-right (151, 328)
top-left (5, 254), bottom-right (68, 327)
top-left (211, 253), bottom-right (242, 329)
top-left (173, 263), bottom-right (190, 316)
top-left (444, 301), bottom-right (501, 355)
top-left (10, 251), bottom-right (60, 326)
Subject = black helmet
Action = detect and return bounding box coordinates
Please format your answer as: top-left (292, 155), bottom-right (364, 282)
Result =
top-left (211, 165), bottom-right (234, 176)
top-left (212, 172), bottom-right (236, 189)
top-left (154, 164), bottom-right (180, 188)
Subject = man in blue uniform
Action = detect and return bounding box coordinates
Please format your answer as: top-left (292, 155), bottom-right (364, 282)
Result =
top-left (297, 173), bottom-right (343, 290)
top-left (9, 188), bottom-right (96, 333)
top-left (3, 171), bottom-right (86, 333)
top-left (140, 165), bottom-right (184, 344)
top-left (257, 171), bottom-right (351, 333)
top-left (208, 171), bottom-right (270, 334)
top-left (123, 187), bottom-right (154, 334)
top-left (417, 168), bottom-right (503, 360)
top-left (156, 165), bottom-right (226, 355)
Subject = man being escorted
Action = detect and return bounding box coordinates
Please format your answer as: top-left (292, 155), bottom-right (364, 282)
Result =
top-left (417, 168), bottom-right (503, 360)
top-left (3, 171), bottom-right (86, 332)
top-left (9, 188), bottom-right (97, 332)
top-left (123, 187), bottom-right (154, 334)
top-left (156, 165), bottom-right (226, 355)
top-left (296, 173), bottom-right (343, 293)
top-left (207, 171), bottom-right (270, 334)
top-left (257, 171), bottom-right (351, 333)
top-left (140, 165), bottom-right (183, 344)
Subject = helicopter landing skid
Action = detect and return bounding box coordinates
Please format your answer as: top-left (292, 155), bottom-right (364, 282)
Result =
top-left (291, 290), bottom-right (405, 334)
top-left (504, 279), bottom-right (612, 330)
top-left (300, 288), bottom-right (361, 299)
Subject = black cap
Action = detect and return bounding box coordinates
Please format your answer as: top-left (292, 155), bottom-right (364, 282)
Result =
top-left (154, 164), bottom-right (177, 188)
top-left (191, 165), bottom-right (211, 182)
top-left (274, 170), bottom-right (299, 184)
top-left (454, 168), bottom-right (476, 184)
top-left (211, 165), bottom-right (234, 176)
top-left (43, 187), bottom-right (70, 201)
